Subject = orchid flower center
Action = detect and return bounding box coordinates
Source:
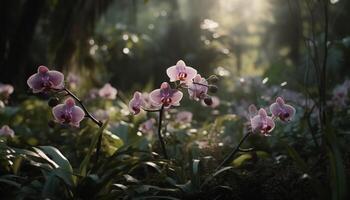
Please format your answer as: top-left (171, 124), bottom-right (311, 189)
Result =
top-left (261, 124), bottom-right (271, 134)
top-left (280, 112), bottom-right (289, 120)
top-left (60, 110), bottom-right (72, 123)
top-left (41, 76), bottom-right (53, 88)
top-left (132, 106), bottom-right (140, 113)
top-left (177, 72), bottom-right (187, 81)
top-left (161, 97), bottom-right (172, 106)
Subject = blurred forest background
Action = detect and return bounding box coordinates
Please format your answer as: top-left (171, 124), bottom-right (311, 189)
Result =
top-left (1, 0), bottom-right (349, 96)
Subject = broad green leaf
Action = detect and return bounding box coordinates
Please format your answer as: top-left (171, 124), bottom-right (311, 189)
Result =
top-left (39, 146), bottom-right (73, 173)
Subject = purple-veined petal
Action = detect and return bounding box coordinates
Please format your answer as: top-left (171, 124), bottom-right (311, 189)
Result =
top-left (170, 90), bottom-right (183, 106)
top-left (166, 66), bottom-right (178, 82)
top-left (70, 106), bottom-right (85, 127)
top-left (47, 71), bottom-right (65, 89)
top-left (149, 89), bottom-right (162, 106)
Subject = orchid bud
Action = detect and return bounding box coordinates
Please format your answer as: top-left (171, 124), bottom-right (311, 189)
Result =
top-left (204, 96), bottom-right (213, 106)
top-left (48, 97), bottom-right (60, 107)
top-left (209, 85), bottom-right (218, 93)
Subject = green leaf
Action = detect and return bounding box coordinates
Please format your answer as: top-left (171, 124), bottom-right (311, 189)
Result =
top-left (191, 159), bottom-right (200, 191)
top-left (39, 146), bottom-right (73, 173)
top-left (134, 196), bottom-right (180, 200)
top-left (232, 153), bottom-right (252, 167)
top-left (103, 130), bottom-right (124, 156)
top-left (200, 166), bottom-right (235, 189)
top-left (79, 122), bottom-right (108, 176)
top-left (42, 172), bottom-right (60, 198)
top-left (325, 127), bottom-right (347, 200)
top-left (282, 141), bottom-right (308, 171)
top-left (0, 176), bottom-right (21, 188)
top-left (134, 185), bottom-right (179, 194)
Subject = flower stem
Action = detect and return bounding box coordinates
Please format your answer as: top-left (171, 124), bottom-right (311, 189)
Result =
top-left (215, 132), bottom-right (251, 170)
top-left (157, 105), bottom-right (168, 159)
top-left (63, 88), bottom-right (103, 127)
top-left (63, 88), bottom-right (103, 165)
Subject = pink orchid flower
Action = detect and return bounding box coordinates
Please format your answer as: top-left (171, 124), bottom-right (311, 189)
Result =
top-left (27, 66), bottom-right (64, 93)
top-left (188, 74), bottom-right (208, 101)
top-left (98, 83), bottom-right (117, 100)
top-left (0, 125), bottom-right (15, 138)
top-left (332, 83), bottom-right (349, 107)
top-left (66, 72), bottom-right (80, 90)
top-left (251, 108), bottom-right (275, 135)
top-left (270, 97), bottom-right (296, 122)
top-left (176, 111), bottom-right (193, 123)
top-left (93, 109), bottom-right (110, 121)
top-left (149, 82), bottom-right (183, 108)
top-left (0, 83), bottom-right (14, 98)
top-left (129, 91), bottom-right (145, 115)
top-left (166, 60), bottom-right (197, 83)
top-left (139, 118), bottom-right (156, 133)
top-left (52, 98), bottom-right (85, 127)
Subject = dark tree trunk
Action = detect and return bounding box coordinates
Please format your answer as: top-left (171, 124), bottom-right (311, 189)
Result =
top-left (0, 0), bottom-right (46, 88)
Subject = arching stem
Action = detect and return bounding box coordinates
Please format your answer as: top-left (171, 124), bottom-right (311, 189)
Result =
top-left (157, 105), bottom-right (168, 159)
top-left (215, 132), bottom-right (251, 170)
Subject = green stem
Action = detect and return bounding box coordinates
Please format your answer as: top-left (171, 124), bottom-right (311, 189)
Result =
top-left (157, 105), bottom-right (168, 159)
top-left (63, 88), bottom-right (103, 166)
top-left (216, 132), bottom-right (251, 170)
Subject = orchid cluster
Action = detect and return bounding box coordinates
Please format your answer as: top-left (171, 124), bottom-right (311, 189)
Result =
top-left (128, 60), bottom-right (218, 115)
top-left (248, 97), bottom-right (296, 136)
top-left (26, 65), bottom-right (109, 128)
top-left (128, 60), bottom-right (218, 159)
